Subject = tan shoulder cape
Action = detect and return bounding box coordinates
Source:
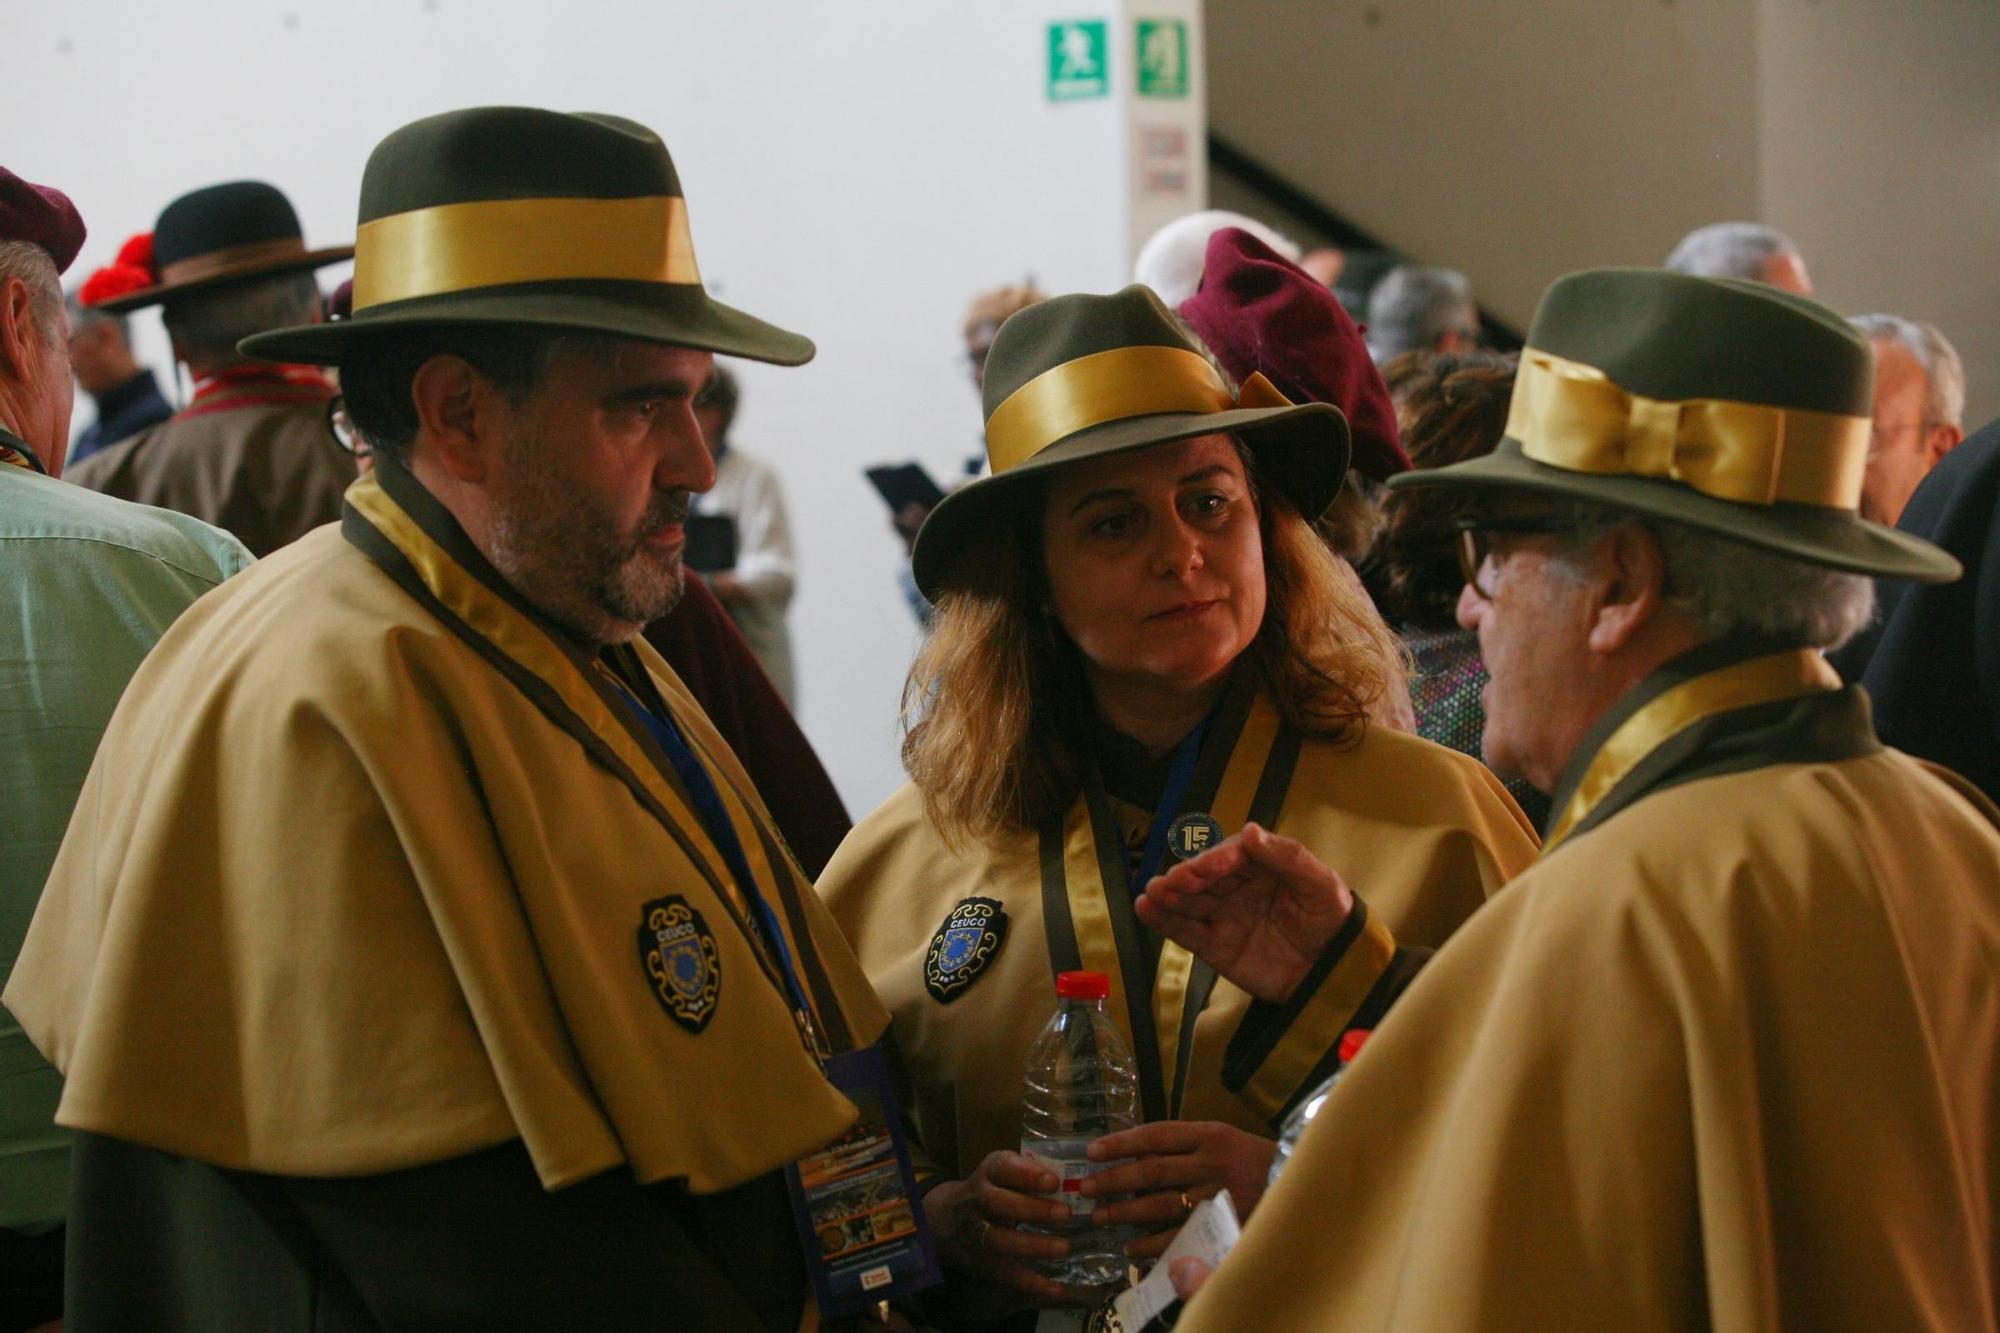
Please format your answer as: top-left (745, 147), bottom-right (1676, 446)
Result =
top-left (1183, 657), bottom-right (2000, 1330)
top-left (6, 465), bottom-right (887, 1193)
top-left (819, 689), bottom-right (1537, 1181)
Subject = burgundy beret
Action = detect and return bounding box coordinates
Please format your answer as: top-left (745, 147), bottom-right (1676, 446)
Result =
top-left (1180, 227), bottom-right (1409, 480)
top-left (0, 167), bottom-right (86, 274)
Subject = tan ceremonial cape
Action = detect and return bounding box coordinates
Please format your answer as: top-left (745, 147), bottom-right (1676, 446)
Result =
top-left (818, 683), bottom-right (1537, 1184)
top-left (64, 371), bottom-right (354, 556)
top-left (1182, 644), bottom-right (2000, 1330)
top-left (6, 460), bottom-right (888, 1198)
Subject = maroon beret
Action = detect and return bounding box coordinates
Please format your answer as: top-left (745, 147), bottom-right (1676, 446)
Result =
top-left (1180, 227), bottom-right (1409, 480)
top-left (0, 167), bottom-right (86, 274)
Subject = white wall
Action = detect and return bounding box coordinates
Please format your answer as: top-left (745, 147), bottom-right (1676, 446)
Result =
top-left (1756, 0), bottom-right (2000, 430)
top-left (7, 0), bottom-right (1173, 815)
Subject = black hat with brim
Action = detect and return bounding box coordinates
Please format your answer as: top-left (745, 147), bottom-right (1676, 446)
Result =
top-left (911, 285), bottom-right (1349, 600)
top-left (1389, 268), bottom-right (1960, 584)
top-left (240, 107), bottom-right (812, 367)
top-left (90, 180), bottom-right (352, 313)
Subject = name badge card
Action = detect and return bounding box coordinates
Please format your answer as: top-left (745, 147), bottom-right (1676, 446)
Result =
top-left (785, 1045), bottom-right (942, 1318)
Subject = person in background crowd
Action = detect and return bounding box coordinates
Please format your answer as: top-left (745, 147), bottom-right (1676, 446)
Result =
top-left (1849, 313), bottom-right (1965, 527)
top-left (688, 364), bottom-right (799, 704)
top-left (1664, 220), bottom-right (1814, 295)
top-left (1363, 263), bottom-right (1479, 363)
top-left (0, 166), bottom-right (251, 1333)
top-left (1825, 313), bottom-right (1968, 679)
top-left (62, 282), bottom-right (170, 463)
top-left (1132, 208), bottom-right (1299, 307)
top-left (818, 286), bottom-right (1535, 1319)
top-left (1179, 227), bottom-right (1412, 556)
top-left (7, 107), bottom-right (889, 1330)
top-left (62, 181), bottom-right (355, 555)
top-left (1149, 269), bottom-right (1997, 1331)
top-left (1296, 246), bottom-right (1343, 288)
top-left (895, 280), bottom-right (1049, 625)
top-left (1362, 350), bottom-right (1552, 828)
top-left (1175, 225), bottom-right (1417, 729)
top-left (1857, 420), bottom-right (2000, 807)
top-left (962, 280), bottom-right (1046, 395)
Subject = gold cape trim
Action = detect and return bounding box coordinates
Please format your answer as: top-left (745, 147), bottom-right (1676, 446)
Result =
top-left (1543, 648), bottom-right (1842, 853)
top-left (351, 194), bottom-right (702, 311)
top-left (1060, 692), bottom-right (1282, 1118)
top-left (345, 473), bottom-right (830, 1047)
top-left (1238, 909), bottom-right (1395, 1123)
top-left (985, 346), bottom-right (1293, 474)
top-left (1509, 348), bottom-right (1870, 509)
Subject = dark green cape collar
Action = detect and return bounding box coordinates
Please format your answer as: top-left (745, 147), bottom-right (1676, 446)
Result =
top-left (1544, 636), bottom-right (1882, 847)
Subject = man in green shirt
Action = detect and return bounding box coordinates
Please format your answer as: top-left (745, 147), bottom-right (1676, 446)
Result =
top-left (0, 164), bottom-right (251, 1328)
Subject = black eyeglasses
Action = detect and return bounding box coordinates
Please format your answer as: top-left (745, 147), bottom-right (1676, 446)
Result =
top-left (325, 395), bottom-right (370, 459)
top-left (1452, 516), bottom-right (1581, 600)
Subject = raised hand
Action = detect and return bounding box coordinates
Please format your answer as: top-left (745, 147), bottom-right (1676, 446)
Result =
top-left (1133, 822), bottom-right (1355, 1003)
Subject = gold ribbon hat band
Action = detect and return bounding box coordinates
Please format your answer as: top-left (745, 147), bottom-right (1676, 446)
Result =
top-left (1507, 348), bottom-right (1870, 510)
top-left (984, 344), bottom-right (1293, 474)
top-left (350, 194), bottom-right (702, 312)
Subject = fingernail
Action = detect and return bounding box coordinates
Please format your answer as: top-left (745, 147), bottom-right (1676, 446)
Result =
top-left (1085, 1142), bottom-right (1107, 1161)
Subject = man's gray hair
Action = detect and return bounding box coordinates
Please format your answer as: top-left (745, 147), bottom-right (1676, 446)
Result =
top-left (64, 286), bottom-right (130, 342)
top-left (1366, 264), bottom-right (1476, 360)
top-left (162, 271), bottom-right (321, 362)
top-left (0, 240), bottom-right (66, 349)
top-left (1549, 501), bottom-right (1874, 651)
top-left (1663, 222), bottom-right (1800, 282)
top-left (1850, 313), bottom-right (1965, 430)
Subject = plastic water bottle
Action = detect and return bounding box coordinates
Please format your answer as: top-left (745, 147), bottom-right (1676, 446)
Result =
top-left (1020, 970), bottom-right (1141, 1289)
top-left (1268, 1028), bottom-right (1371, 1189)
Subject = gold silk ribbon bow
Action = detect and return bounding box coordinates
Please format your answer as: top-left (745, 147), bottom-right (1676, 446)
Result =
top-left (1507, 348), bottom-right (1869, 510)
top-left (985, 344), bottom-right (1295, 474)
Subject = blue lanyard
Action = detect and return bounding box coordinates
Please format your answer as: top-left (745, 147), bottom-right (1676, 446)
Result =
top-left (1132, 720), bottom-right (1208, 892)
top-left (607, 679), bottom-right (816, 1028)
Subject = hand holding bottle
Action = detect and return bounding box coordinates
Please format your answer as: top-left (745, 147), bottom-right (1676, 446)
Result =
top-left (922, 1151), bottom-right (1098, 1306)
top-left (1079, 1120), bottom-right (1276, 1260)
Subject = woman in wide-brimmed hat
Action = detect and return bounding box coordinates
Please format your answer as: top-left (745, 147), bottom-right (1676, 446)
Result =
top-left (817, 282), bottom-right (1538, 1317)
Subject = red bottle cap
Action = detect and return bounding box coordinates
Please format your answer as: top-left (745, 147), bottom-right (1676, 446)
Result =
top-left (1338, 1029), bottom-right (1372, 1064)
top-left (1056, 970), bottom-right (1111, 1001)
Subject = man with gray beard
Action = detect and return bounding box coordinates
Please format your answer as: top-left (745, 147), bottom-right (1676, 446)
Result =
top-left (7, 107), bottom-right (891, 1329)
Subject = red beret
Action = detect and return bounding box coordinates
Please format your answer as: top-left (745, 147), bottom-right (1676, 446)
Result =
top-left (0, 167), bottom-right (86, 274)
top-left (1180, 227), bottom-right (1409, 481)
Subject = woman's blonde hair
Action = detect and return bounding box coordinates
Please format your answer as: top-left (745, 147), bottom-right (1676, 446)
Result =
top-left (901, 459), bottom-right (1410, 846)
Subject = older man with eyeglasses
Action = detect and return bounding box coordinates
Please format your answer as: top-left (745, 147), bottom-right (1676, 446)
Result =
top-left (1126, 269), bottom-right (2000, 1330)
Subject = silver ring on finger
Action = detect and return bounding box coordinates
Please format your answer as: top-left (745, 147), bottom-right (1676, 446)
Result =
top-left (974, 1216), bottom-right (995, 1248)
top-left (1178, 1191), bottom-right (1195, 1218)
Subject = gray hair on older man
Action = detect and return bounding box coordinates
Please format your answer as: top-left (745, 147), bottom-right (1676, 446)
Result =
top-left (1849, 314), bottom-right (1965, 431)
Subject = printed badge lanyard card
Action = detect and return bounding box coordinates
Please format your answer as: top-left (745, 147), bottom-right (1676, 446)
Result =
top-left (609, 677), bottom-right (942, 1316)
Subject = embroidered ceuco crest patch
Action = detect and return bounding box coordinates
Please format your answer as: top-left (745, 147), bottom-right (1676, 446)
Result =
top-left (924, 897), bottom-right (1008, 1004)
top-left (638, 895), bottom-right (722, 1032)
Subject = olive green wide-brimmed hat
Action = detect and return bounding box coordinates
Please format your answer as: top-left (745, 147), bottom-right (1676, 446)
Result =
top-left (241, 106), bottom-right (812, 366)
top-left (911, 284), bottom-right (1350, 598)
top-left (1389, 267), bottom-right (1959, 583)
